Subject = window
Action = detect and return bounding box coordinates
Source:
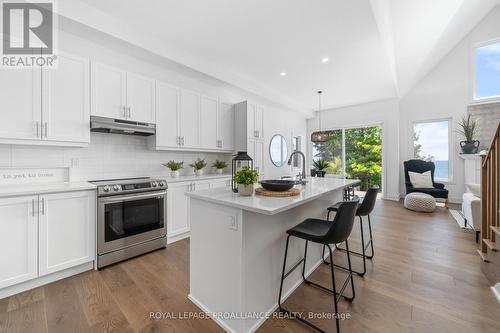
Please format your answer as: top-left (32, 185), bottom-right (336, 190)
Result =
top-left (311, 126), bottom-right (382, 191)
top-left (291, 136), bottom-right (302, 168)
top-left (413, 120), bottom-right (449, 181)
top-left (475, 40), bottom-right (500, 100)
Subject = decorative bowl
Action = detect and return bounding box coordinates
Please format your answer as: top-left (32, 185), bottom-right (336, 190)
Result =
top-left (260, 180), bottom-right (295, 192)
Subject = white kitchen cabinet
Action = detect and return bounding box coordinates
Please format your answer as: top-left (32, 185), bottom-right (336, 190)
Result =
top-left (42, 53), bottom-right (90, 144)
top-left (180, 89), bottom-right (201, 148)
top-left (38, 191), bottom-right (96, 276)
top-left (253, 105), bottom-right (264, 140)
top-left (0, 196), bottom-right (38, 289)
top-left (200, 96), bottom-right (218, 149)
top-left (248, 140), bottom-right (265, 178)
top-left (126, 72), bottom-right (155, 123)
top-left (91, 62), bottom-right (127, 120)
top-left (168, 182), bottom-right (191, 236)
top-left (167, 178), bottom-right (231, 240)
top-left (91, 62), bottom-right (155, 123)
top-left (218, 101), bottom-right (235, 151)
top-left (155, 81), bottom-right (180, 148)
top-left (0, 67), bottom-right (41, 142)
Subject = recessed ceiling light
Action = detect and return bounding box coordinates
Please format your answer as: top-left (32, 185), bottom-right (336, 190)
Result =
top-left (280, 72), bottom-right (287, 77)
top-left (321, 57), bottom-right (329, 63)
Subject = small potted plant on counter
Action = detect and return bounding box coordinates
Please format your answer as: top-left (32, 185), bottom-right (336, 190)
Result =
top-left (212, 160), bottom-right (228, 175)
top-left (313, 159), bottom-right (330, 177)
top-left (234, 166), bottom-right (259, 196)
top-left (190, 158), bottom-right (207, 176)
top-left (163, 160), bottom-right (184, 178)
top-left (458, 114), bottom-right (480, 154)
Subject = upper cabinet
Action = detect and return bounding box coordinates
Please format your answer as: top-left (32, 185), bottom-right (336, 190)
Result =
top-left (91, 62), bottom-right (155, 123)
top-left (248, 104), bottom-right (264, 140)
top-left (179, 89), bottom-right (201, 148)
top-left (152, 81), bottom-right (235, 152)
top-left (200, 96), bottom-right (218, 150)
top-left (126, 72), bottom-right (155, 123)
top-left (91, 62), bottom-right (127, 120)
top-left (0, 52), bottom-right (89, 147)
top-left (218, 101), bottom-right (235, 151)
top-left (42, 53), bottom-right (90, 144)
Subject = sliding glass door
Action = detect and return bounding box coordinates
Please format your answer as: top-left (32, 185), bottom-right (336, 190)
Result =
top-left (312, 125), bottom-right (382, 191)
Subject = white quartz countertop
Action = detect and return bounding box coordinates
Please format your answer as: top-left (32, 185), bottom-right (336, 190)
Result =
top-left (0, 182), bottom-right (96, 198)
top-left (158, 173), bottom-right (232, 183)
top-left (185, 177), bottom-right (359, 215)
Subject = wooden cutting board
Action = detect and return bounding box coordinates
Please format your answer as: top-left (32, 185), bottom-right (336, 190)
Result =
top-left (255, 187), bottom-right (301, 197)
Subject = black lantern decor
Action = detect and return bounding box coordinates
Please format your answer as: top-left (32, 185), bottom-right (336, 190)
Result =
top-left (232, 151), bottom-right (253, 193)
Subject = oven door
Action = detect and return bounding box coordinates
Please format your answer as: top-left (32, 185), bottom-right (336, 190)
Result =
top-left (97, 190), bottom-right (167, 254)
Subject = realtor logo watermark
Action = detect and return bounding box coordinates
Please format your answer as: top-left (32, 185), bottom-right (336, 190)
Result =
top-left (1, 0), bottom-right (57, 68)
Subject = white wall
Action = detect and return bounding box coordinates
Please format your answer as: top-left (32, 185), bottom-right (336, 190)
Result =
top-left (307, 99), bottom-right (400, 200)
top-left (0, 19), bottom-right (307, 181)
top-left (399, 6), bottom-right (500, 203)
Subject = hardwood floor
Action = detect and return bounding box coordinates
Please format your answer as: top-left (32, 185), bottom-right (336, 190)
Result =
top-left (0, 200), bottom-right (499, 333)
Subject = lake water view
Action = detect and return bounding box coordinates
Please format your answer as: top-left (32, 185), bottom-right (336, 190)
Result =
top-left (434, 160), bottom-right (448, 180)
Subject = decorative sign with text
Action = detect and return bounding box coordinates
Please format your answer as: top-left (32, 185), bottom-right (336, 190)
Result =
top-left (0, 168), bottom-right (69, 185)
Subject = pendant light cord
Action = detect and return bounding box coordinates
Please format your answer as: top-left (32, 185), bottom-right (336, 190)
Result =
top-left (318, 90), bottom-right (322, 132)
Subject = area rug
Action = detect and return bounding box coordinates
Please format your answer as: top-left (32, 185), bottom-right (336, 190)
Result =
top-left (449, 209), bottom-right (474, 230)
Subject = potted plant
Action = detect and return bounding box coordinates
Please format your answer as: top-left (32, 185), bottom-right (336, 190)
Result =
top-left (313, 159), bottom-right (330, 177)
top-left (163, 160), bottom-right (184, 178)
top-left (212, 160), bottom-right (228, 174)
top-left (458, 115), bottom-right (480, 154)
top-left (190, 158), bottom-right (207, 176)
top-left (234, 166), bottom-right (259, 196)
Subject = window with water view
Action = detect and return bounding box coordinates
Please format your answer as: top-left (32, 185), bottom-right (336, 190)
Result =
top-left (413, 120), bottom-right (449, 180)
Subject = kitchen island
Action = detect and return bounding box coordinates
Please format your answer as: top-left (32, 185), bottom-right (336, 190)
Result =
top-left (186, 177), bottom-right (359, 333)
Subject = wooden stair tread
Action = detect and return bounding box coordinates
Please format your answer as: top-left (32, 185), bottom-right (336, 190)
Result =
top-left (491, 226), bottom-right (500, 236)
top-left (482, 239), bottom-right (498, 251)
top-left (477, 249), bottom-right (490, 262)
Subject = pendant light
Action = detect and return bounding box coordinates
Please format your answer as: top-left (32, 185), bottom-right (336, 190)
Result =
top-left (311, 90), bottom-right (329, 143)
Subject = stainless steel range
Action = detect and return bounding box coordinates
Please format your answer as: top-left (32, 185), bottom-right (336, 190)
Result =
top-left (91, 177), bottom-right (167, 269)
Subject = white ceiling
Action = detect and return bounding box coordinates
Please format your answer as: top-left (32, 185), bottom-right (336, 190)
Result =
top-left (59, 0), bottom-right (500, 115)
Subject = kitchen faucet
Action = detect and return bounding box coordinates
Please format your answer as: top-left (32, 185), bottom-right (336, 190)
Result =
top-left (287, 150), bottom-right (307, 184)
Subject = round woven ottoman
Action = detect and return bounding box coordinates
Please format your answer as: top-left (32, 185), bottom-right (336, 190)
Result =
top-left (404, 192), bottom-right (436, 212)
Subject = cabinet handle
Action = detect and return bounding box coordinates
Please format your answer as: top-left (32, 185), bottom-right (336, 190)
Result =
top-left (35, 121), bottom-right (39, 137)
top-left (128, 106), bottom-right (131, 119)
top-left (41, 198), bottom-right (45, 215)
top-left (123, 106), bottom-right (127, 118)
top-left (44, 123), bottom-right (48, 138)
top-left (32, 199), bottom-right (35, 216)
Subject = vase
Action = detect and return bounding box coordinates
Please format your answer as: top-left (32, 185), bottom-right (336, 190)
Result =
top-left (316, 170), bottom-right (326, 178)
top-left (216, 169), bottom-right (224, 175)
top-left (195, 169), bottom-right (204, 176)
top-left (170, 170), bottom-right (180, 178)
top-left (238, 183), bottom-right (254, 196)
top-left (460, 140), bottom-right (480, 154)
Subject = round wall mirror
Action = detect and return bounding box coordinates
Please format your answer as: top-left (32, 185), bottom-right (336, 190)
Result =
top-left (269, 134), bottom-right (288, 167)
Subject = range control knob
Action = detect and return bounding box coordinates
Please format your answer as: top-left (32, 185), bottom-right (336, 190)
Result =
top-left (151, 181), bottom-right (158, 187)
top-left (159, 181), bottom-right (166, 187)
top-left (113, 185), bottom-right (120, 191)
top-left (103, 185), bottom-right (110, 192)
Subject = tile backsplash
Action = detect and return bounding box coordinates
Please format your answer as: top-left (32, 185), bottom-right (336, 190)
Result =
top-left (0, 133), bottom-right (232, 181)
top-left (468, 102), bottom-right (500, 150)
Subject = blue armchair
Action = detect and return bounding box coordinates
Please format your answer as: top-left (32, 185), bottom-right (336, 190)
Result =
top-left (403, 159), bottom-right (449, 207)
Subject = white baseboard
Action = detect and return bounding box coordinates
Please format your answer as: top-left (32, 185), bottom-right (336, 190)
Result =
top-left (0, 262), bottom-right (93, 300)
top-left (167, 231), bottom-right (190, 244)
top-left (492, 283), bottom-right (500, 303)
top-left (188, 257), bottom-right (326, 333)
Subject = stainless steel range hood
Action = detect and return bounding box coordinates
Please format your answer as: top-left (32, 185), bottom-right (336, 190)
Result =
top-left (90, 116), bottom-right (155, 136)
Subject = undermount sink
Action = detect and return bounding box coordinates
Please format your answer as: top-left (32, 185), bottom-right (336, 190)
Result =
top-left (260, 180), bottom-right (296, 192)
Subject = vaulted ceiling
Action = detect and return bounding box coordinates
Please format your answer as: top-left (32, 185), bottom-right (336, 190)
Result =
top-left (59, 0), bottom-right (500, 115)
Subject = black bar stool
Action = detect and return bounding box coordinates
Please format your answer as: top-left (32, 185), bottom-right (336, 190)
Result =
top-left (278, 198), bottom-right (360, 333)
top-left (323, 185), bottom-right (379, 277)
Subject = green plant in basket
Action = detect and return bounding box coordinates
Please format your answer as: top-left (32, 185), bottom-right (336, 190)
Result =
top-left (190, 158), bottom-right (207, 170)
top-left (212, 160), bottom-right (228, 169)
top-left (234, 166), bottom-right (259, 186)
top-left (163, 160), bottom-right (184, 171)
top-left (313, 159), bottom-right (330, 171)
